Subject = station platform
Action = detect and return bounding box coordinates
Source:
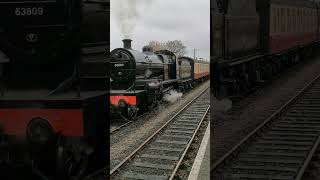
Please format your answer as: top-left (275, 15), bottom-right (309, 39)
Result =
top-left (188, 122), bottom-right (210, 180)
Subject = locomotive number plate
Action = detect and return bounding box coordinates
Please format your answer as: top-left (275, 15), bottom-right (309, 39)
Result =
top-left (15, 7), bottom-right (44, 16)
top-left (115, 64), bottom-right (125, 67)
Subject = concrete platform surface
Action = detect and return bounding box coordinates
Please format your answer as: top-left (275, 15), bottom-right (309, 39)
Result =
top-left (188, 122), bottom-right (210, 180)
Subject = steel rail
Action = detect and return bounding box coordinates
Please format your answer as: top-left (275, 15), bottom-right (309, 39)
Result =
top-left (168, 105), bottom-right (210, 180)
top-left (211, 73), bottom-right (320, 179)
top-left (110, 86), bottom-right (209, 177)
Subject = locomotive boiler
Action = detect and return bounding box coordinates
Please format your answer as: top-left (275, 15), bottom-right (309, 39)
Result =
top-left (0, 0), bottom-right (109, 179)
top-left (110, 39), bottom-right (174, 90)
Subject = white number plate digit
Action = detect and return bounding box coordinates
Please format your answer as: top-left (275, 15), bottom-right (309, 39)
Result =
top-left (15, 7), bottom-right (44, 16)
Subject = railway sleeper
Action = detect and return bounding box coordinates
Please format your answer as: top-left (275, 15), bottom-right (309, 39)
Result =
top-left (224, 173), bottom-right (295, 180)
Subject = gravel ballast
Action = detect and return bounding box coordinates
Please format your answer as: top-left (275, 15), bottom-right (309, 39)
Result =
top-left (211, 55), bottom-right (320, 167)
top-left (110, 81), bottom-right (210, 170)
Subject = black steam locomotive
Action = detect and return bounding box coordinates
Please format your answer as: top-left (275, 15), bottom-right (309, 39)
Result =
top-left (0, 0), bottom-right (108, 179)
top-left (110, 39), bottom-right (177, 118)
top-left (110, 39), bottom-right (209, 119)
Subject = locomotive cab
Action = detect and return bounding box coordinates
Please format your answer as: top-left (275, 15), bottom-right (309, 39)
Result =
top-left (155, 50), bottom-right (177, 81)
top-left (178, 56), bottom-right (194, 80)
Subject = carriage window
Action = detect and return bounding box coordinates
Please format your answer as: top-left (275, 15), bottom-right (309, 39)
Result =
top-left (315, 11), bottom-right (316, 30)
top-left (301, 9), bottom-right (304, 32)
top-left (306, 9), bottom-right (308, 32)
top-left (297, 9), bottom-right (300, 32)
top-left (276, 8), bottom-right (279, 33)
top-left (301, 9), bottom-right (303, 32)
top-left (286, 8), bottom-right (288, 32)
top-left (273, 8), bottom-right (276, 33)
top-left (310, 10), bottom-right (312, 31)
top-left (304, 9), bottom-right (306, 32)
top-left (287, 8), bottom-right (290, 32)
top-left (298, 9), bottom-right (301, 32)
top-left (293, 9), bottom-right (296, 33)
top-left (277, 9), bottom-right (281, 32)
top-left (309, 10), bottom-right (311, 31)
top-left (314, 11), bottom-right (316, 30)
top-left (312, 10), bottom-right (314, 31)
top-left (308, 10), bottom-right (310, 31)
top-left (312, 10), bottom-right (315, 30)
top-left (281, 8), bottom-right (285, 32)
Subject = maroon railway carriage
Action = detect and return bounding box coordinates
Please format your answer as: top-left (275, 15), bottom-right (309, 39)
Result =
top-left (258, 0), bottom-right (319, 54)
top-left (212, 0), bottom-right (320, 98)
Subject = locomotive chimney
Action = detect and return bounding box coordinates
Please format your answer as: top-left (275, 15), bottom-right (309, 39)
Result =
top-left (123, 39), bottom-right (132, 49)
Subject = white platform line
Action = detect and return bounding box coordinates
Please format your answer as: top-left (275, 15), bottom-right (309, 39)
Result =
top-left (188, 122), bottom-right (210, 180)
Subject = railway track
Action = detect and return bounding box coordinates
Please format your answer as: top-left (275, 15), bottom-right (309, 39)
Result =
top-left (212, 74), bottom-right (320, 180)
top-left (110, 111), bottom-right (153, 134)
top-left (109, 87), bottom-right (210, 180)
top-left (110, 120), bottom-right (133, 134)
top-left (110, 113), bottom-right (160, 135)
top-left (110, 81), bottom-right (210, 136)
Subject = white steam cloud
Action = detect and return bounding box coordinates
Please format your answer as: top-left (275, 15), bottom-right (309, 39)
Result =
top-left (113, 0), bottom-right (155, 39)
top-left (163, 90), bottom-right (183, 103)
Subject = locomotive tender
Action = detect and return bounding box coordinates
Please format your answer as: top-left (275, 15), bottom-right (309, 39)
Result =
top-left (110, 39), bottom-right (209, 119)
top-left (0, 0), bottom-right (109, 179)
top-left (212, 0), bottom-right (320, 98)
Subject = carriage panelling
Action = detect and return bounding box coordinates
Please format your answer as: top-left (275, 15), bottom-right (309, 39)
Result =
top-left (269, 2), bottom-right (318, 54)
top-left (194, 61), bottom-right (210, 80)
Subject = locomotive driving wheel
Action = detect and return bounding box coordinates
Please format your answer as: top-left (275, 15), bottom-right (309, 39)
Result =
top-left (65, 154), bottom-right (88, 180)
top-left (56, 139), bottom-right (89, 180)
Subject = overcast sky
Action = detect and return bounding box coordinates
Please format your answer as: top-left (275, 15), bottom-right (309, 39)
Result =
top-left (110, 0), bottom-right (210, 60)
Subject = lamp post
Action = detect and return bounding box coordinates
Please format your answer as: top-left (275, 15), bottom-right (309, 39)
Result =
top-left (193, 48), bottom-right (199, 60)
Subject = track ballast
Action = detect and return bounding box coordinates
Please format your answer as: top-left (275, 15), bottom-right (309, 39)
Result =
top-left (212, 74), bottom-right (320, 180)
top-left (110, 88), bottom-right (210, 180)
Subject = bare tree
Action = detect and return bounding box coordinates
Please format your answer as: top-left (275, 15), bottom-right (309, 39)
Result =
top-left (148, 40), bottom-right (187, 57)
top-left (149, 41), bottom-right (165, 52)
top-left (165, 40), bottom-right (187, 57)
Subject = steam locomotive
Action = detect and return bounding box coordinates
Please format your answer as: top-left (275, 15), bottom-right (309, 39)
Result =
top-left (110, 39), bottom-right (209, 119)
top-left (0, 0), bottom-right (108, 179)
top-left (212, 0), bottom-right (320, 98)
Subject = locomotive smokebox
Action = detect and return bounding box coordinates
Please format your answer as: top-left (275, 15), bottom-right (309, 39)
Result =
top-left (123, 39), bottom-right (132, 49)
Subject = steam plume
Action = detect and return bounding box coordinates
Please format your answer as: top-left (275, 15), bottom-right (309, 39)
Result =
top-left (163, 90), bottom-right (183, 103)
top-left (113, 0), bottom-right (154, 38)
